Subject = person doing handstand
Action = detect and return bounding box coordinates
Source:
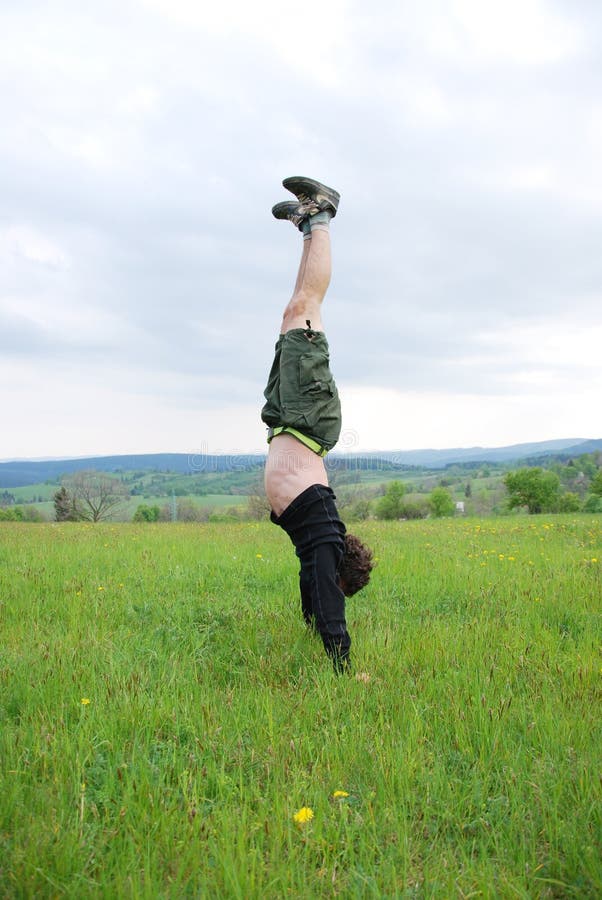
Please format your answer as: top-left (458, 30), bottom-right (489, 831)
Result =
top-left (262, 176), bottom-right (374, 673)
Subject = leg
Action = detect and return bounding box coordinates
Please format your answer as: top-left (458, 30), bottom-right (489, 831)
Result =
top-left (291, 234), bottom-right (311, 301)
top-left (261, 231), bottom-right (330, 429)
top-left (281, 230), bottom-right (331, 333)
top-left (273, 176), bottom-right (339, 334)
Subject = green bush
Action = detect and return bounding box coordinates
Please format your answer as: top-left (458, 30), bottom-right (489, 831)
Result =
top-left (399, 500), bottom-right (429, 519)
top-left (428, 486), bottom-right (455, 517)
top-left (133, 504), bottom-right (161, 522)
top-left (583, 494), bottom-right (602, 513)
top-left (375, 481), bottom-right (405, 519)
top-left (555, 492), bottom-right (581, 513)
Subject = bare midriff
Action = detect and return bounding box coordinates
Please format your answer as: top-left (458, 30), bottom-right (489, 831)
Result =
top-left (264, 433), bottom-right (329, 516)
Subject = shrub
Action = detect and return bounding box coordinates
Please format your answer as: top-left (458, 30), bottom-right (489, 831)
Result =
top-left (133, 504), bottom-right (161, 522)
top-left (428, 487), bottom-right (455, 518)
top-left (399, 501), bottom-right (429, 520)
top-left (583, 495), bottom-right (602, 513)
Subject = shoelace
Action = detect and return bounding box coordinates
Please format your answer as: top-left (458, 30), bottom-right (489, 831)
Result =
top-left (291, 199), bottom-right (319, 225)
top-left (298, 198), bottom-right (319, 214)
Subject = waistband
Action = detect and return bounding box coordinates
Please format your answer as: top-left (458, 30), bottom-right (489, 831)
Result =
top-left (266, 425), bottom-right (328, 457)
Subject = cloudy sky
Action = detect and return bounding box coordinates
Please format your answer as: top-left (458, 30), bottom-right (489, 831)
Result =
top-left (2, 0), bottom-right (601, 458)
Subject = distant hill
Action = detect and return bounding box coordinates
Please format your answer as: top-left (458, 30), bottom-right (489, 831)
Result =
top-left (560, 439), bottom-right (602, 456)
top-left (1, 439), bottom-right (600, 487)
top-left (0, 453), bottom-right (264, 488)
top-left (351, 439), bottom-right (601, 469)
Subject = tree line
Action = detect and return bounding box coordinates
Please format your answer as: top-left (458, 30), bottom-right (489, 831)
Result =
top-left (1, 455), bottom-right (601, 524)
top-left (503, 466), bottom-right (602, 514)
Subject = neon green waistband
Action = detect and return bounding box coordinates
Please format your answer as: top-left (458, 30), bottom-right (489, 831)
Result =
top-left (267, 426), bottom-right (328, 457)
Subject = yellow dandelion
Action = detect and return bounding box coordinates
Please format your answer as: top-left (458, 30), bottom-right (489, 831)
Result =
top-left (592, 558), bottom-right (598, 564)
top-left (332, 790), bottom-right (350, 799)
top-left (98, 586), bottom-right (104, 591)
top-left (293, 806), bottom-right (314, 825)
top-left (80, 698), bottom-right (91, 705)
top-left (255, 553), bottom-right (263, 559)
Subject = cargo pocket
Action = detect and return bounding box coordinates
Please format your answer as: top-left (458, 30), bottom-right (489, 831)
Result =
top-left (296, 352), bottom-right (335, 432)
top-left (299, 352), bottom-right (335, 398)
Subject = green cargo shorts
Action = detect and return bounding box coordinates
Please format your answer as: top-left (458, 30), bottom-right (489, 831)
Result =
top-left (261, 327), bottom-right (342, 454)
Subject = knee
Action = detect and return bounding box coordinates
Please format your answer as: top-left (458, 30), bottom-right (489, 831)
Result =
top-left (282, 295), bottom-right (321, 331)
top-left (283, 296), bottom-right (310, 322)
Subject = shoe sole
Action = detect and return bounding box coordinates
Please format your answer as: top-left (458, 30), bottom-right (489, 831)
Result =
top-left (272, 201), bottom-right (298, 220)
top-left (282, 176), bottom-right (340, 217)
top-left (271, 201), bottom-right (307, 232)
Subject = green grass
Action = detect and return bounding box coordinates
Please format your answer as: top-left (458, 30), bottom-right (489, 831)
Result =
top-left (0, 516), bottom-right (600, 897)
top-left (122, 494), bottom-right (245, 518)
top-left (8, 485), bottom-right (58, 503)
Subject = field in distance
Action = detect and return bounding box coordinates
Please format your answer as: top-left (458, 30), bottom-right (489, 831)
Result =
top-left (1, 515), bottom-right (600, 896)
top-left (4, 464), bottom-right (518, 521)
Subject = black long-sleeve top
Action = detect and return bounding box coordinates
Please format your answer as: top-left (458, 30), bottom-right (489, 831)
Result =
top-left (271, 484), bottom-right (350, 670)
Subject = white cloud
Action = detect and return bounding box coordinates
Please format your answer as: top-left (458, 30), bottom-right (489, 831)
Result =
top-left (1, 0), bottom-right (601, 457)
top-left (479, 317), bottom-right (602, 371)
top-left (435, 0), bottom-right (582, 65)
top-left (340, 383), bottom-right (596, 450)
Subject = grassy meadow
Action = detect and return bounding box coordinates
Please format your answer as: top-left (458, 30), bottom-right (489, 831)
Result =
top-left (0, 516), bottom-right (600, 897)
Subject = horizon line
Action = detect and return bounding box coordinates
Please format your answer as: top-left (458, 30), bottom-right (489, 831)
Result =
top-left (0, 437), bottom-right (596, 465)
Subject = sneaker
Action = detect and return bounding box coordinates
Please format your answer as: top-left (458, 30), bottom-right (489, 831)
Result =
top-left (282, 176), bottom-right (340, 218)
top-left (271, 199), bottom-right (318, 231)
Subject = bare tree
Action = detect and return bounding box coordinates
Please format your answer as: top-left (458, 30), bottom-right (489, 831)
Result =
top-left (62, 470), bottom-right (130, 522)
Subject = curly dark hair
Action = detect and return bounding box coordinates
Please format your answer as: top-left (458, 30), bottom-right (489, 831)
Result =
top-left (338, 533), bottom-right (374, 597)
